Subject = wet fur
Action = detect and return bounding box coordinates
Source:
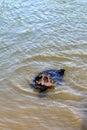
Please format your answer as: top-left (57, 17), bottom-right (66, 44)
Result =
top-left (31, 69), bottom-right (65, 92)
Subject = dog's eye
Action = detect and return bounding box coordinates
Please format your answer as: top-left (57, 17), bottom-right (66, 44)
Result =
top-left (39, 75), bottom-right (42, 79)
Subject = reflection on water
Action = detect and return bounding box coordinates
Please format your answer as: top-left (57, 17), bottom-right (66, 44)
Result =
top-left (0, 0), bottom-right (87, 130)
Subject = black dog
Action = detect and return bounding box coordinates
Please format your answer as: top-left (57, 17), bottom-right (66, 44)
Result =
top-left (30, 69), bottom-right (65, 92)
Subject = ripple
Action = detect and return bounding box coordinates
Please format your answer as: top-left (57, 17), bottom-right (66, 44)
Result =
top-left (6, 79), bottom-right (37, 99)
top-left (0, 0), bottom-right (87, 129)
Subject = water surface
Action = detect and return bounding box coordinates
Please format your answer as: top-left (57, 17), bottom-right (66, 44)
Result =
top-left (0, 0), bottom-right (87, 130)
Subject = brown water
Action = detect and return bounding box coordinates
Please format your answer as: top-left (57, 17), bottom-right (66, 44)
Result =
top-left (0, 0), bottom-right (87, 130)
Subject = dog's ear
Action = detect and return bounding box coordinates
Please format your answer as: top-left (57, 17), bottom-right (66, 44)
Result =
top-left (56, 69), bottom-right (65, 75)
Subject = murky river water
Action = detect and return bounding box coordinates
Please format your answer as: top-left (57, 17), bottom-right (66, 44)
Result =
top-left (0, 0), bottom-right (87, 130)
